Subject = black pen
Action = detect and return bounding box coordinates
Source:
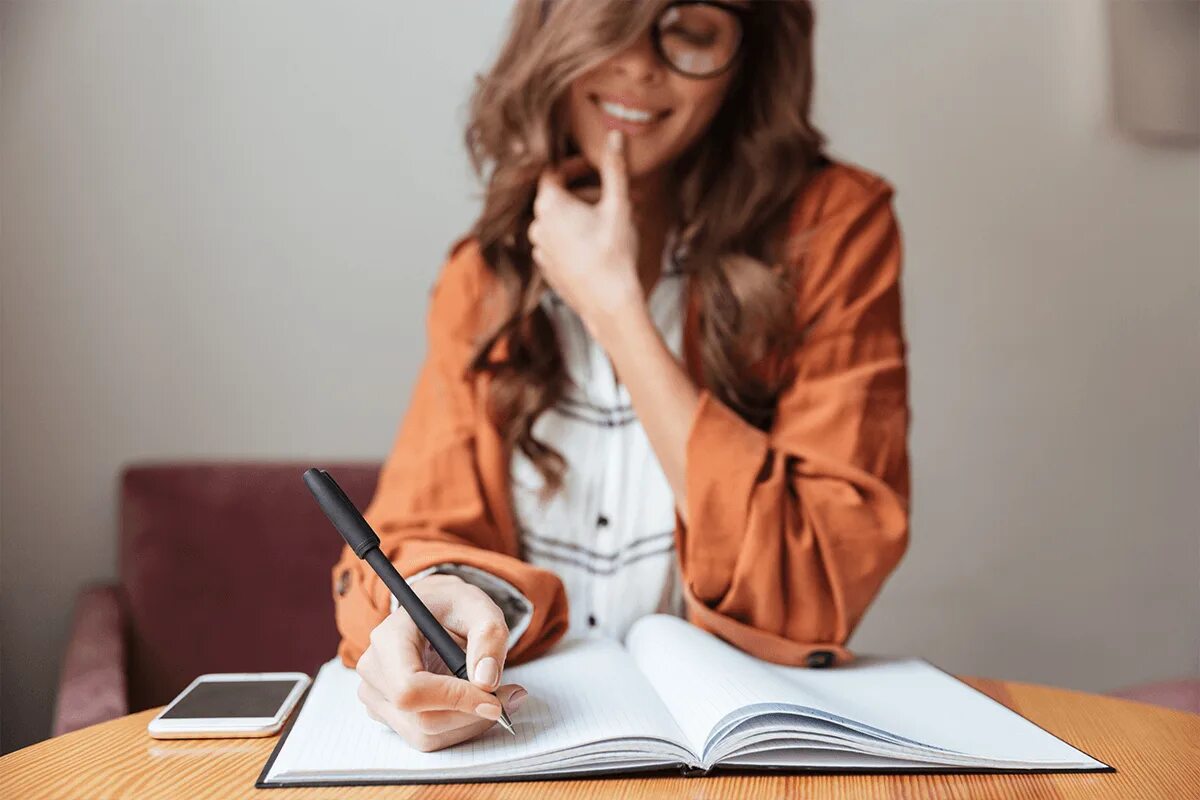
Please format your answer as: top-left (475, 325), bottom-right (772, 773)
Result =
top-left (302, 467), bottom-right (516, 735)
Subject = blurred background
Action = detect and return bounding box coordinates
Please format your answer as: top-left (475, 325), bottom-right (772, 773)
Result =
top-left (1, 0), bottom-right (1197, 753)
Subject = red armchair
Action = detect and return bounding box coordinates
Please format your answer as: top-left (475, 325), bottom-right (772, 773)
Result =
top-left (52, 461), bottom-right (380, 737)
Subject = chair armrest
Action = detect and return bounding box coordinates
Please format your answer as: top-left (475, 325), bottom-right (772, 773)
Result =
top-left (52, 585), bottom-right (130, 736)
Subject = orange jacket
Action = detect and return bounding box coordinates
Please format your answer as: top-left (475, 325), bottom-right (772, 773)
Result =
top-left (333, 161), bottom-right (910, 669)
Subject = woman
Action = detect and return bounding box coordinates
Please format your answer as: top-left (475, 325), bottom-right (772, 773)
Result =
top-left (334, 0), bottom-right (910, 752)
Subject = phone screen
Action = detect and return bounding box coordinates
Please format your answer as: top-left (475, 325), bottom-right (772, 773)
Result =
top-left (160, 679), bottom-right (301, 719)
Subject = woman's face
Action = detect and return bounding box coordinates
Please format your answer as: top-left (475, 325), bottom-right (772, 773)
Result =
top-left (564, 2), bottom-right (746, 185)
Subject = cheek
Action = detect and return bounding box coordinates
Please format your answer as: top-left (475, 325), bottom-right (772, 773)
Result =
top-left (675, 95), bottom-right (724, 140)
top-left (565, 88), bottom-right (592, 147)
top-left (654, 84), bottom-right (731, 159)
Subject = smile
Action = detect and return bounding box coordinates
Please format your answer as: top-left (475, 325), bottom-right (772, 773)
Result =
top-left (589, 93), bottom-right (671, 133)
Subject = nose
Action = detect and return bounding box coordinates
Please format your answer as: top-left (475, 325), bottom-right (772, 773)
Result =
top-left (607, 32), bottom-right (665, 84)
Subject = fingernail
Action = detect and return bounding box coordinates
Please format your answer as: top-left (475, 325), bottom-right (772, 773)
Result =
top-left (507, 688), bottom-right (528, 712)
top-left (474, 657), bottom-right (499, 688)
top-left (475, 703), bottom-right (502, 721)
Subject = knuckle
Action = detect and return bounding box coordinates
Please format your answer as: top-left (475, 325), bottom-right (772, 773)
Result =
top-left (442, 679), bottom-right (469, 710)
top-left (368, 623), bottom-right (387, 647)
top-left (476, 619), bottom-right (508, 643)
top-left (415, 573), bottom-right (462, 598)
top-left (469, 594), bottom-right (506, 627)
top-left (391, 679), bottom-right (422, 711)
top-left (458, 581), bottom-right (492, 605)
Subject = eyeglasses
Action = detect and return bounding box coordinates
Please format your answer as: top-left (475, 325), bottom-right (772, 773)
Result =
top-left (540, 0), bottom-right (752, 80)
top-left (652, 1), bottom-right (752, 80)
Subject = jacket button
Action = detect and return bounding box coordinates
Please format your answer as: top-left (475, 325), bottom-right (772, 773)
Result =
top-left (805, 650), bottom-right (834, 668)
top-left (336, 569), bottom-right (352, 597)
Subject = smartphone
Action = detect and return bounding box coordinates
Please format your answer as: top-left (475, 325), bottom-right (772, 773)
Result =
top-left (147, 672), bottom-right (310, 739)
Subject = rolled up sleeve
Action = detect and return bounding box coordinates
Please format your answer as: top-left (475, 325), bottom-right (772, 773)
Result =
top-left (677, 176), bottom-right (910, 667)
top-left (333, 239), bottom-right (568, 668)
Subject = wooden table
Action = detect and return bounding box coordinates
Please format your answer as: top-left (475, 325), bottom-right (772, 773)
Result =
top-left (2, 677), bottom-right (1198, 799)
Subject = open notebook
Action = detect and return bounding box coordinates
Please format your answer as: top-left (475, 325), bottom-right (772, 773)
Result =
top-left (258, 615), bottom-right (1109, 786)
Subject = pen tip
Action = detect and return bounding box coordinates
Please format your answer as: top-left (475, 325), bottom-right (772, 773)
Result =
top-left (497, 709), bottom-right (516, 736)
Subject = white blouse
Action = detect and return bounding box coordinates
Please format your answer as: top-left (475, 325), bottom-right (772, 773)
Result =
top-left (509, 228), bottom-right (688, 642)
top-left (403, 230), bottom-right (689, 649)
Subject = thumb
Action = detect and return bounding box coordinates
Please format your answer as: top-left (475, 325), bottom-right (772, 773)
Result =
top-left (600, 129), bottom-right (630, 214)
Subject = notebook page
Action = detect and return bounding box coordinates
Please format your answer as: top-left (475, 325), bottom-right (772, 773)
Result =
top-left (628, 615), bottom-right (1103, 770)
top-left (265, 637), bottom-right (691, 783)
top-left (625, 614), bottom-right (813, 756)
top-left (770, 657), bottom-right (1105, 767)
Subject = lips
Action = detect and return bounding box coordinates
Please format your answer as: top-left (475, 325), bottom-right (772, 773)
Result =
top-left (588, 92), bottom-right (672, 120)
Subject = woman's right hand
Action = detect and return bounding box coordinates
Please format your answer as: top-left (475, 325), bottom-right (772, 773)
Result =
top-left (354, 573), bottom-right (527, 752)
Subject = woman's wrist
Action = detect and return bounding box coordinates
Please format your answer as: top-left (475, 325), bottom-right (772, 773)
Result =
top-left (585, 283), bottom-right (653, 352)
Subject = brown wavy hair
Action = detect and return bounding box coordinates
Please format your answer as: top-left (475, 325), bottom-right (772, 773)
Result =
top-left (462, 0), bottom-right (828, 499)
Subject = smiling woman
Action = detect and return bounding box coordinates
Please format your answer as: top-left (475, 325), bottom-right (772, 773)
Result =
top-left (333, 0), bottom-right (910, 754)
top-left (468, 0), bottom-right (831, 478)
top-left (570, 1), bottom-right (750, 149)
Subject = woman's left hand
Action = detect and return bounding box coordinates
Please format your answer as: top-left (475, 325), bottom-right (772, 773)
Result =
top-left (528, 130), bottom-right (642, 338)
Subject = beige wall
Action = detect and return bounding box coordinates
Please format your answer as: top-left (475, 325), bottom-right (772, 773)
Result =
top-left (2, 0), bottom-right (1197, 752)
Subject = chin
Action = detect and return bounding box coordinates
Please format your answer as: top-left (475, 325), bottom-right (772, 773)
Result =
top-left (592, 136), bottom-right (662, 178)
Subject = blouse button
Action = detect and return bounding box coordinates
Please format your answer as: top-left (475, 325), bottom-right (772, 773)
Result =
top-left (587, 614), bottom-right (597, 628)
top-left (596, 514), bottom-right (609, 528)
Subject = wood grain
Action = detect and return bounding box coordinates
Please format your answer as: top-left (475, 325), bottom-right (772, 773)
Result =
top-left (2, 678), bottom-right (1198, 799)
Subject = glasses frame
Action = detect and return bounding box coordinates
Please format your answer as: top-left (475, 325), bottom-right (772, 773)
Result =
top-left (651, 0), bottom-right (753, 80)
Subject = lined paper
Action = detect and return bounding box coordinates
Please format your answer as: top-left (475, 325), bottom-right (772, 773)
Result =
top-left (265, 637), bottom-right (690, 783)
top-left (264, 615), bottom-right (1105, 784)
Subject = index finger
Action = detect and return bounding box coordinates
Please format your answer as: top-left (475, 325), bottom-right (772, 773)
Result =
top-left (418, 581), bottom-right (510, 690)
top-left (600, 129), bottom-right (629, 212)
top-left (390, 671), bottom-right (505, 717)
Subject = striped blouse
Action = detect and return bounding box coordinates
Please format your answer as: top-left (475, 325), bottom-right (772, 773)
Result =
top-left (401, 229), bottom-right (689, 648)
top-left (510, 227), bottom-right (689, 642)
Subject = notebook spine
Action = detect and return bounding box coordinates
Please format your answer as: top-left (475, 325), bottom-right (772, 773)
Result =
top-left (679, 764), bottom-right (708, 778)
